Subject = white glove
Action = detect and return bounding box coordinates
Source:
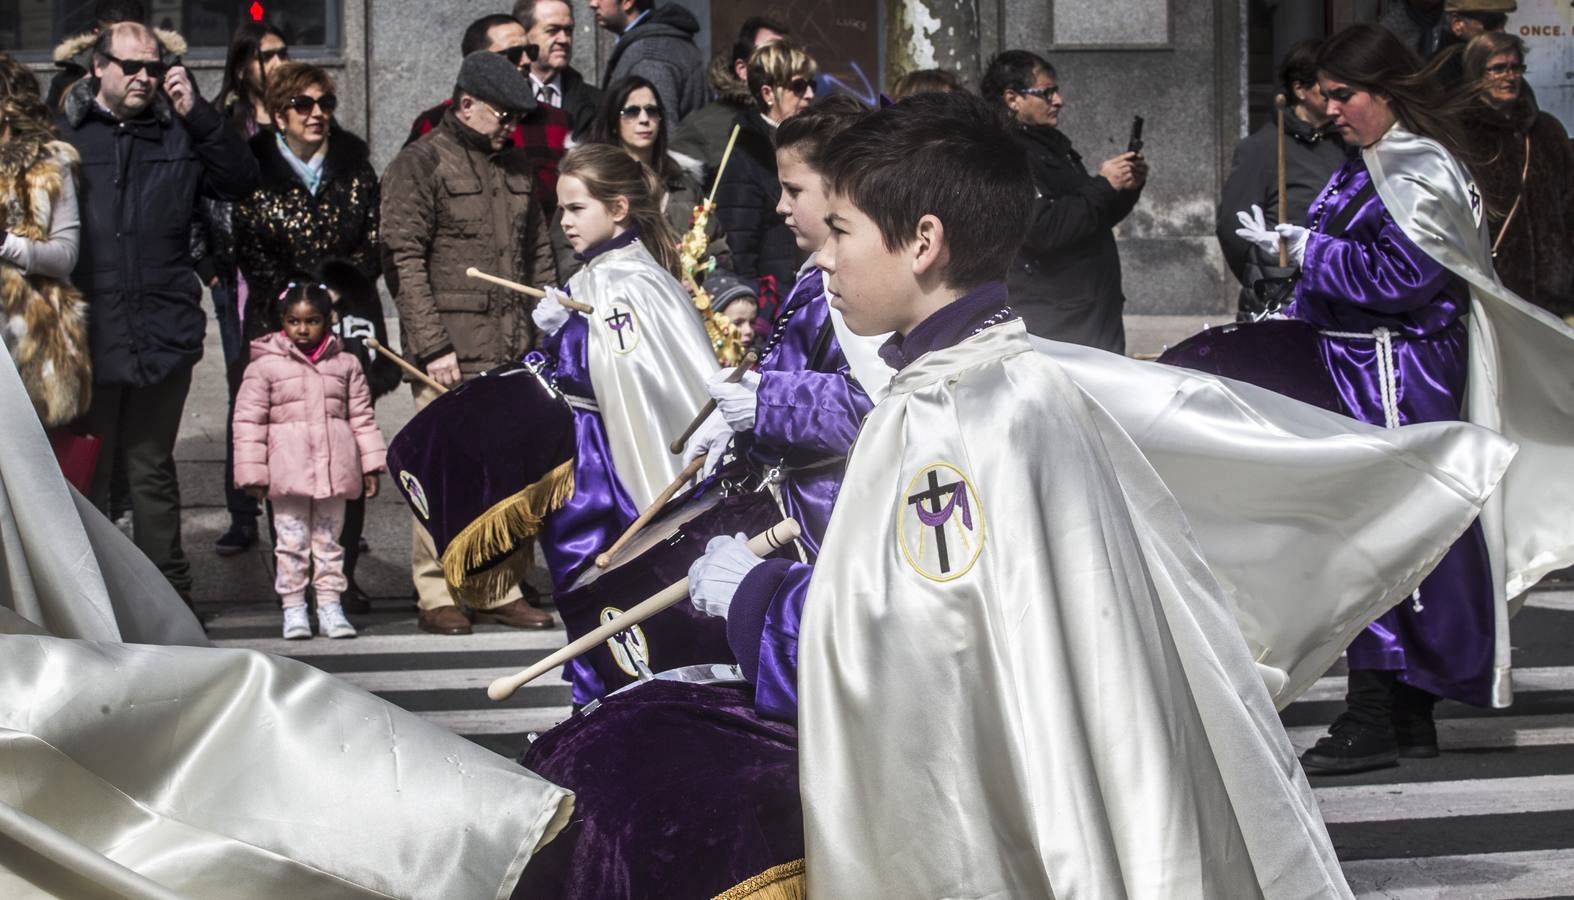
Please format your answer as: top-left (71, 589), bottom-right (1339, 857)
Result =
top-left (1275, 222), bottom-right (1310, 266)
top-left (682, 408), bottom-right (735, 478)
top-left (1233, 204), bottom-right (1279, 257)
top-left (706, 367), bottom-right (762, 431)
top-left (531, 287), bottom-right (572, 337)
top-left (688, 533), bottom-right (765, 619)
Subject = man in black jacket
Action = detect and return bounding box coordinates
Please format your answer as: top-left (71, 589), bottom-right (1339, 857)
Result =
top-left (63, 22), bottom-right (259, 607)
top-left (982, 50), bottom-right (1148, 353)
top-left (515, 0), bottom-right (601, 138)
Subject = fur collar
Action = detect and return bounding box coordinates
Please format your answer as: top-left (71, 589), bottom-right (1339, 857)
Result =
top-left (62, 75), bottom-right (174, 128)
top-left (53, 26), bottom-right (188, 64)
top-left (249, 125), bottom-right (370, 192)
top-left (0, 139), bottom-right (77, 179)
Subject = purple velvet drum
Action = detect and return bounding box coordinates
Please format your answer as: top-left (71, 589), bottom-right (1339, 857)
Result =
top-left (1156, 318), bottom-right (1351, 416)
top-left (1167, 155), bottom-right (1496, 707)
top-left (553, 484), bottom-right (797, 700)
top-left (514, 680), bottom-right (804, 900)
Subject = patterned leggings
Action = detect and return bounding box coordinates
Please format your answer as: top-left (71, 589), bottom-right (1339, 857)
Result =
top-left (271, 496), bottom-right (347, 608)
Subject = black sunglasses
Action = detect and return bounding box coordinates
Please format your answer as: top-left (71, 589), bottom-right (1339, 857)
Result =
top-left (257, 47), bottom-right (289, 64)
top-left (1020, 85), bottom-right (1060, 100)
top-left (103, 52), bottom-right (167, 80)
top-left (283, 94), bottom-right (338, 115)
top-left (497, 44), bottom-right (540, 65)
top-left (784, 77), bottom-right (813, 95)
top-left (619, 103), bottom-right (663, 120)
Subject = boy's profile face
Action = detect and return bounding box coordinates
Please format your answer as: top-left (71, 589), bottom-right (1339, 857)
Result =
top-left (775, 146), bottom-right (832, 252)
top-left (818, 192), bottom-right (918, 336)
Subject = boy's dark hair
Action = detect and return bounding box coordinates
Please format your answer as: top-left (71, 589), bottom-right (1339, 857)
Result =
top-left (275, 274), bottom-right (335, 323)
top-left (462, 14), bottom-right (520, 57)
top-left (732, 16), bottom-right (789, 67)
top-left (1278, 38), bottom-right (1322, 100)
top-left (979, 49), bottom-right (1054, 109)
top-left (94, 1), bottom-right (146, 26)
top-left (774, 94), bottom-right (869, 171)
top-left (824, 92), bottom-right (1033, 289)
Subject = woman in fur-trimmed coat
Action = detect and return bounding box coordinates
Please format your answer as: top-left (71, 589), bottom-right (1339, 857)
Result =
top-left (0, 53), bottom-right (90, 427)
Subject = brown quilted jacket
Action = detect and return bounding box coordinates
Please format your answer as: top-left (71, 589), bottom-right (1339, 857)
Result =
top-left (380, 111), bottom-right (556, 376)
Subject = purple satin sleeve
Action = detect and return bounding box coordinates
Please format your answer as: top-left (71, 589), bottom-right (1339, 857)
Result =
top-left (754, 369), bottom-right (872, 458)
top-left (1298, 222), bottom-right (1454, 316)
top-left (727, 557), bottom-right (813, 722)
top-left (543, 314), bottom-right (593, 398)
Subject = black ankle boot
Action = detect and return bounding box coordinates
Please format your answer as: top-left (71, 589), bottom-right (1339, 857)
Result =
top-left (1392, 681), bottom-right (1440, 758)
top-left (1300, 670), bottom-right (1400, 774)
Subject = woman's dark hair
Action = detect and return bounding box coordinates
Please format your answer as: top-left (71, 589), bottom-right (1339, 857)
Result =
top-left (1461, 31), bottom-right (1526, 84)
top-left (775, 94), bottom-right (871, 171)
top-left (1315, 24), bottom-right (1477, 162)
top-left (891, 68), bottom-right (965, 100)
top-left (1278, 38), bottom-right (1322, 101)
top-left (980, 49), bottom-right (1054, 110)
top-left (216, 20), bottom-right (288, 116)
top-left (274, 275), bottom-right (334, 323)
top-left (591, 75), bottom-right (681, 181)
top-left (0, 52), bottom-right (58, 144)
top-left (824, 91), bottom-right (1033, 290)
top-left (560, 143), bottom-right (683, 277)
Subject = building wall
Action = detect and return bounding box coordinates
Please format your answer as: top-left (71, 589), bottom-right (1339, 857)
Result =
top-left (27, 0), bottom-right (1248, 315)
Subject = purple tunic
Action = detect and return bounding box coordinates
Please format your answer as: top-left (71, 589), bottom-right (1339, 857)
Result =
top-left (741, 266), bottom-right (873, 559)
top-left (729, 284), bottom-right (1014, 720)
top-left (538, 233), bottom-right (644, 705)
top-left (1289, 157), bottom-right (1495, 705)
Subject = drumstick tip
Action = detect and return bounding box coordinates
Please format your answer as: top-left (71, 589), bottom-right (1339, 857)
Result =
top-left (465, 266), bottom-right (480, 277)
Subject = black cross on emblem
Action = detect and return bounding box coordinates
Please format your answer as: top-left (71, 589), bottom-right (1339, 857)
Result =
top-left (605, 308), bottom-right (634, 350)
top-left (907, 469), bottom-right (963, 575)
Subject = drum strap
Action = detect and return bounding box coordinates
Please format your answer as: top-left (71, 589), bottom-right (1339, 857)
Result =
top-left (1324, 182), bottom-right (1377, 241)
top-left (807, 317), bottom-right (837, 372)
top-left (564, 394), bottom-right (599, 413)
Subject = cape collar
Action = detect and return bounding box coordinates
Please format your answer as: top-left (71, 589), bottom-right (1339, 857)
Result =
top-left (878, 281), bottom-right (1012, 372)
top-left (576, 226), bottom-right (640, 264)
top-left (886, 317), bottom-right (1032, 396)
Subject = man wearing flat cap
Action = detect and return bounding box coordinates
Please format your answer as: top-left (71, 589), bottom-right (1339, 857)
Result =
top-left (381, 50), bottom-right (559, 635)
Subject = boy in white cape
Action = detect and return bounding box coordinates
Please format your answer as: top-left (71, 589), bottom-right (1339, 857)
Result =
top-left (687, 93), bottom-right (1353, 898)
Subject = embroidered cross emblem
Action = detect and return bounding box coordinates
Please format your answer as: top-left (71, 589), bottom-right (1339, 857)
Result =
top-left (605, 309), bottom-right (634, 351)
top-left (906, 470), bottom-right (970, 574)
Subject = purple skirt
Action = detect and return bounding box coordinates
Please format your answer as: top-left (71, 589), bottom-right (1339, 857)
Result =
top-left (515, 680), bottom-right (804, 899)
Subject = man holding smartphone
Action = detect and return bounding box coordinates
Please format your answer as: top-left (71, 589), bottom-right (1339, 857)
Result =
top-left (62, 21), bottom-right (258, 616)
top-left (981, 50), bottom-right (1149, 354)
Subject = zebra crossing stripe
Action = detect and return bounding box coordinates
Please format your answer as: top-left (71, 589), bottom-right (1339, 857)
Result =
top-left (211, 630), bottom-right (568, 656)
top-left (1342, 848), bottom-right (1574, 899)
top-left (416, 707), bottom-right (572, 735)
top-left (333, 666), bottom-right (564, 693)
top-left (1313, 774), bottom-right (1574, 824)
top-left (1296, 666), bottom-right (1574, 705)
top-left (1289, 715), bottom-right (1574, 753)
top-left (1524, 590), bottom-right (1574, 613)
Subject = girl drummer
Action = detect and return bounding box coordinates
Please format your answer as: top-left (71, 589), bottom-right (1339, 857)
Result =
top-left (532, 143), bottom-right (719, 703)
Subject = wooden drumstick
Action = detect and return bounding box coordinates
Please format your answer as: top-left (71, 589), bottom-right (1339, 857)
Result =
top-left (366, 338), bottom-right (447, 395)
top-left (668, 351), bottom-right (758, 454)
top-left (1275, 94), bottom-right (1289, 268)
top-left (595, 456), bottom-right (707, 569)
top-left (487, 518), bottom-right (802, 701)
top-left (465, 267), bottom-right (594, 313)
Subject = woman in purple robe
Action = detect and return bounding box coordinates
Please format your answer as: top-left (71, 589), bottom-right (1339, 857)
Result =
top-left (1233, 24), bottom-right (1493, 773)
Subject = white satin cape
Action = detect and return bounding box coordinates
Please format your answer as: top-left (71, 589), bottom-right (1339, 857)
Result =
top-left (0, 356), bottom-right (575, 899)
top-left (1366, 126), bottom-right (1574, 706)
top-left (836, 317), bottom-right (1514, 707)
top-left (567, 238), bottom-right (718, 509)
top-left (798, 321), bottom-right (1351, 898)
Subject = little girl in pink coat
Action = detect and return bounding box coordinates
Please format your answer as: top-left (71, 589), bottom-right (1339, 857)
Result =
top-left (233, 281), bottom-right (387, 639)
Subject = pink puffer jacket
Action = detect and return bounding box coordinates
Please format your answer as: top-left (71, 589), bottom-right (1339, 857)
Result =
top-left (233, 332), bottom-right (387, 499)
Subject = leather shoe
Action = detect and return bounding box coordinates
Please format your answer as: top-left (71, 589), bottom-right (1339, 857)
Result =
top-left (1300, 713), bottom-right (1400, 774)
top-left (473, 598), bottom-right (557, 630)
top-left (418, 605), bottom-right (473, 635)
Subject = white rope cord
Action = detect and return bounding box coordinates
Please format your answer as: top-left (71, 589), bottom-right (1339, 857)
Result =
top-left (1320, 326), bottom-right (1422, 611)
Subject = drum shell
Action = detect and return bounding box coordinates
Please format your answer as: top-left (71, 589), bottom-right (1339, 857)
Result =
top-left (555, 489), bottom-right (793, 695)
top-left (1157, 318), bottom-right (1351, 416)
top-left (515, 680), bottom-right (802, 900)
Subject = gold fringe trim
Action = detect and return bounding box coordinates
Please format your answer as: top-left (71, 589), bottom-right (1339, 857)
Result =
top-left (441, 457), bottom-right (575, 593)
top-left (712, 860), bottom-right (806, 900)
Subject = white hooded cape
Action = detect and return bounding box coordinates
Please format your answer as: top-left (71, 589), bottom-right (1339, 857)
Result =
top-left (1366, 126), bottom-right (1574, 705)
top-left (0, 355), bottom-right (575, 899)
top-left (798, 320), bottom-right (1351, 897)
top-left (567, 238), bottom-right (718, 509)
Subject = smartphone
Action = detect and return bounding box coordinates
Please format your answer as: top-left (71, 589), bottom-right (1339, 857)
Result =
top-left (1127, 115), bottom-right (1145, 154)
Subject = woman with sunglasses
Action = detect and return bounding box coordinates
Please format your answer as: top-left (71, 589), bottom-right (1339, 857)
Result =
top-left (215, 20), bottom-right (290, 137)
top-left (551, 75), bottom-right (730, 280)
top-left (714, 41), bottom-right (820, 314)
top-left (1457, 32), bottom-right (1574, 320)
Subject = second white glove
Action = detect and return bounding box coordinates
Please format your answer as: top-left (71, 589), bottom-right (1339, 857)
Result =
top-left (531, 287), bottom-right (573, 337)
top-left (683, 409), bottom-right (734, 478)
top-left (706, 367), bottom-right (762, 431)
top-left (1275, 222), bottom-right (1310, 266)
top-left (688, 533), bottom-right (765, 619)
top-left (1233, 204), bottom-right (1279, 258)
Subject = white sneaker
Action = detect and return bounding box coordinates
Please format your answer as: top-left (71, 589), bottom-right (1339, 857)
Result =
top-left (282, 606), bottom-right (311, 640)
top-left (317, 603), bottom-right (357, 639)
